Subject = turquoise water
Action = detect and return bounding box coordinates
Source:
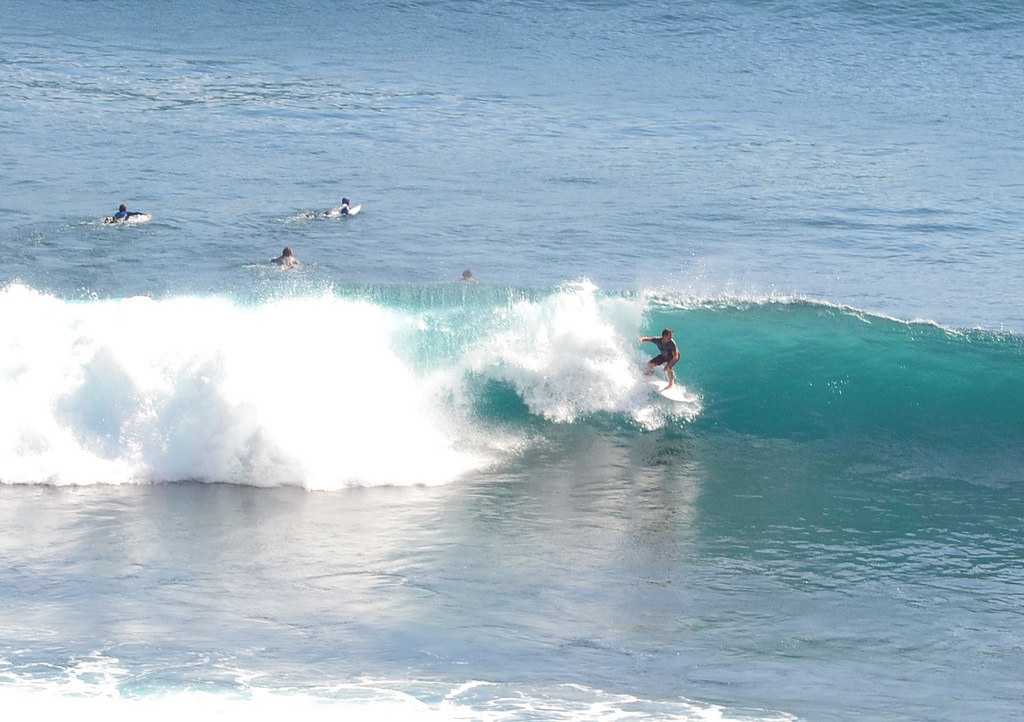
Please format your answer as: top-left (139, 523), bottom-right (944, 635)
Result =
top-left (1, 1), bottom-right (1023, 720)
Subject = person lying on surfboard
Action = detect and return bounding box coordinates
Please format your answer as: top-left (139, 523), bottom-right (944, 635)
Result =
top-left (272, 246), bottom-right (299, 269)
top-left (639, 328), bottom-right (680, 390)
top-left (110, 203), bottom-right (145, 222)
top-left (339, 197), bottom-right (352, 216)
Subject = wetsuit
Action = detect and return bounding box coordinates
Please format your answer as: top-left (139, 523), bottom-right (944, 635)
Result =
top-left (113, 210), bottom-right (129, 220)
top-left (649, 337), bottom-right (678, 367)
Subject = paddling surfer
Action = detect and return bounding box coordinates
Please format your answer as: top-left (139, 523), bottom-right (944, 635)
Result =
top-left (110, 203), bottom-right (145, 222)
top-left (272, 246), bottom-right (299, 269)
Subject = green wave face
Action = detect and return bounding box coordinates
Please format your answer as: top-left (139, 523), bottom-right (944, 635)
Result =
top-left (649, 301), bottom-right (1023, 444)
top-left (357, 282), bottom-right (1023, 446)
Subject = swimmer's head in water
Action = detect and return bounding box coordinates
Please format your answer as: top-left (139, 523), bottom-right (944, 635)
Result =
top-left (462, 269), bottom-right (473, 280)
top-left (118, 204), bottom-right (127, 212)
top-left (282, 247), bottom-right (294, 257)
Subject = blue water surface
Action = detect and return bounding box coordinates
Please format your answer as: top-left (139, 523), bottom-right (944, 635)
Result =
top-left (1, 2), bottom-right (1023, 721)
top-left (2, 0), bottom-right (1022, 326)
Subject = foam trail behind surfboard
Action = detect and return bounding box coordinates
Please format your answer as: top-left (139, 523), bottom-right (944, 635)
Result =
top-left (103, 213), bottom-right (152, 225)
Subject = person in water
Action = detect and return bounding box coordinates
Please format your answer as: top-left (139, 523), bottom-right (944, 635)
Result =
top-left (339, 197), bottom-right (352, 216)
top-left (111, 203), bottom-right (143, 221)
top-left (640, 328), bottom-right (680, 389)
top-left (273, 246), bottom-right (299, 269)
top-left (461, 269), bottom-right (478, 283)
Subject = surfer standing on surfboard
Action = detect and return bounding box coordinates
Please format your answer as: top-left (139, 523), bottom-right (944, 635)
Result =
top-left (639, 329), bottom-right (680, 390)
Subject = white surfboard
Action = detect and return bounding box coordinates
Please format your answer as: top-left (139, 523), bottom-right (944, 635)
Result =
top-left (322, 203), bottom-right (362, 218)
top-left (103, 212), bottom-right (152, 225)
top-left (646, 378), bottom-right (695, 403)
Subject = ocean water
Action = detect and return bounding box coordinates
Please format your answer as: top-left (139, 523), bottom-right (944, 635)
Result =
top-left (1, 1), bottom-right (1023, 720)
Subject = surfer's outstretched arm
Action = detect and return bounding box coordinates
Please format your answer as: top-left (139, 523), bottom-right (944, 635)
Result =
top-left (640, 337), bottom-right (659, 375)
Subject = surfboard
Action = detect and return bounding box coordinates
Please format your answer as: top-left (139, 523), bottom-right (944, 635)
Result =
top-left (646, 378), bottom-right (693, 403)
top-left (103, 213), bottom-right (152, 225)
top-left (322, 204), bottom-right (362, 218)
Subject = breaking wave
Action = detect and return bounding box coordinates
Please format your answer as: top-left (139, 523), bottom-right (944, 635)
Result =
top-left (1, 280), bottom-right (1020, 487)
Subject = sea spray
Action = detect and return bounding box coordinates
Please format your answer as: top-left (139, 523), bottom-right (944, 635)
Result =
top-left (463, 280), bottom-right (701, 427)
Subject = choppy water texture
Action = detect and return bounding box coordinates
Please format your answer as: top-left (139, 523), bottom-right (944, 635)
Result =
top-left (1, 1), bottom-right (1023, 720)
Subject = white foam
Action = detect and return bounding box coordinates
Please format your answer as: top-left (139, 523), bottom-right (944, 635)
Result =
top-left (0, 284), bottom-right (487, 488)
top-left (0, 685), bottom-right (794, 722)
top-left (0, 654), bottom-right (793, 722)
top-left (103, 212), bottom-right (152, 225)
